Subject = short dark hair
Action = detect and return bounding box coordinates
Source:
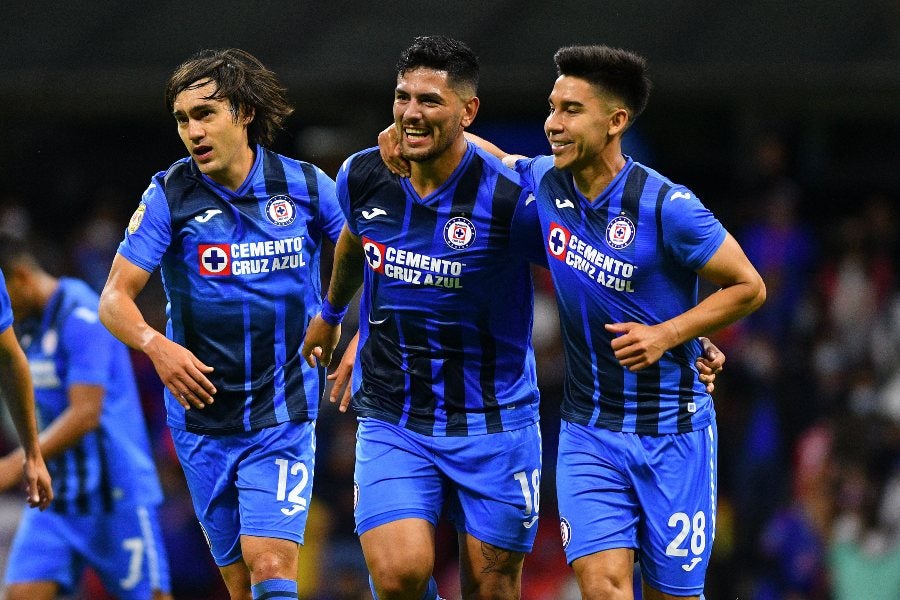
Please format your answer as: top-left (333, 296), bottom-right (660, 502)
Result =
top-left (0, 234), bottom-right (39, 275)
top-left (554, 45), bottom-right (651, 123)
top-left (396, 36), bottom-right (479, 96)
top-left (164, 48), bottom-right (294, 147)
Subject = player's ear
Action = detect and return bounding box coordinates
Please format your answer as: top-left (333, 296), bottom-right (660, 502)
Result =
top-left (239, 105), bottom-right (255, 127)
top-left (608, 107), bottom-right (629, 136)
top-left (461, 96), bottom-right (479, 128)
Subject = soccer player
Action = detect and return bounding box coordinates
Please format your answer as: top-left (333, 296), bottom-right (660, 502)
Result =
top-left (302, 36), bottom-right (547, 600)
top-left (0, 271), bottom-right (52, 513)
top-left (98, 49), bottom-right (344, 600)
top-left (459, 46), bottom-right (765, 599)
top-left (0, 237), bottom-right (171, 600)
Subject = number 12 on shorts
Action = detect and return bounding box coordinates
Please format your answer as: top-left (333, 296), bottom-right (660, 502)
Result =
top-left (275, 458), bottom-right (310, 516)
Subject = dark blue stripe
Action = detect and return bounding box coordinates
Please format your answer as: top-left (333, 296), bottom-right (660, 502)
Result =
top-left (300, 162), bottom-right (320, 219)
top-left (481, 171), bottom-right (520, 434)
top-left (439, 318), bottom-right (467, 435)
top-left (398, 316), bottom-right (436, 435)
top-left (357, 314), bottom-right (407, 426)
top-left (74, 444), bottom-right (89, 513)
top-left (262, 150), bottom-right (289, 195)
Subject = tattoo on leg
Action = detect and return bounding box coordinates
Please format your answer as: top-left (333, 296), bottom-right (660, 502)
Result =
top-left (480, 542), bottom-right (513, 573)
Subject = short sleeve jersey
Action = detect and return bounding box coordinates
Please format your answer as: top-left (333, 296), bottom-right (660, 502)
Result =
top-left (118, 146), bottom-right (345, 434)
top-left (516, 155), bottom-right (726, 434)
top-left (18, 277), bottom-right (164, 514)
top-left (0, 269), bottom-right (12, 333)
top-left (338, 144), bottom-right (544, 437)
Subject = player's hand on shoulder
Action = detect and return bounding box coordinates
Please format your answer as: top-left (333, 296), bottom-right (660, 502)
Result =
top-left (378, 124), bottom-right (410, 177)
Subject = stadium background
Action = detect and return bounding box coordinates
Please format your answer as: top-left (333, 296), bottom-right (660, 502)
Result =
top-left (0, 2), bottom-right (898, 598)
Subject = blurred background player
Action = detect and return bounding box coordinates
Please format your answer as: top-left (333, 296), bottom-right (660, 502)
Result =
top-left (99, 48), bottom-right (345, 600)
top-left (0, 235), bottom-right (170, 600)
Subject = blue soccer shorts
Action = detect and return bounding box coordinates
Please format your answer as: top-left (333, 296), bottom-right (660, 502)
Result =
top-left (4, 503), bottom-right (170, 599)
top-left (557, 420), bottom-right (718, 596)
top-left (353, 418), bottom-right (542, 553)
top-left (171, 419), bottom-right (316, 566)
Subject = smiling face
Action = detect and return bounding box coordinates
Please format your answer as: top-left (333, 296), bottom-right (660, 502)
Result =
top-left (172, 79), bottom-right (255, 190)
top-left (544, 75), bottom-right (628, 174)
top-left (392, 67), bottom-right (477, 165)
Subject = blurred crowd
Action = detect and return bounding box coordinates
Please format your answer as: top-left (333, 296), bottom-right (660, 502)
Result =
top-left (0, 130), bottom-right (897, 600)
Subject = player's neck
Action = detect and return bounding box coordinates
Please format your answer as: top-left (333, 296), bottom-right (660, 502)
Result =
top-left (408, 136), bottom-right (467, 198)
top-left (35, 272), bottom-right (60, 316)
top-left (572, 151), bottom-right (626, 201)
top-left (215, 145), bottom-right (256, 192)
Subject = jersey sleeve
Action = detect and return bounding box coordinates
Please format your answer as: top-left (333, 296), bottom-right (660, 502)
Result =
top-left (661, 187), bottom-right (727, 271)
top-left (335, 154), bottom-right (358, 236)
top-left (314, 167), bottom-right (345, 243)
top-left (117, 175), bottom-right (173, 273)
top-left (510, 190), bottom-right (548, 268)
top-left (513, 155), bottom-right (554, 195)
top-left (60, 306), bottom-right (113, 387)
top-left (0, 270), bottom-right (12, 333)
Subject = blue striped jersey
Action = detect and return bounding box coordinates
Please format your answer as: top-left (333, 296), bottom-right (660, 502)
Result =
top-left (118, 146), bottom-right (345, 434)
top-left (17, 278), bottom-right (163, 514)
top-left (338, 144), bottom-right (545, 437)
top-left (0, 269), bottom-right (12, 332)
top-left (516, 155), bottom-right (726, 434)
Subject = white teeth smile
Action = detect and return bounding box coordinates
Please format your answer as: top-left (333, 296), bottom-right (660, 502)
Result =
top-left (405, 128), bottom-right (428, 137)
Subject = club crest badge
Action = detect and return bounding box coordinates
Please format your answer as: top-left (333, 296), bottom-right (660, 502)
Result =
top-left (606, 214), bottom-right (635, 250)
top-left (265, 195), bottom-right (297, 226)
top-left (127, 203), bottom-right (146, 234)
top-left (444, 216), bottom-right (476, 250)
top-left (560, 517), bottom-right (572, 549)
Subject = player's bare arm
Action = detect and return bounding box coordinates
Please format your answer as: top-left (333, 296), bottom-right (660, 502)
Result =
top-left (0, 383), bottom-right (102, 491)
top-left (99, 254), bottom-right (216, 409)
top-left (302, 225), bottom-right (365, 368)
top-left (0, 326), bottom-right (52, 509)
top-left (607, 233), bottom-right (765, 371)
top-left (326, 331), bottom-right (359, 412)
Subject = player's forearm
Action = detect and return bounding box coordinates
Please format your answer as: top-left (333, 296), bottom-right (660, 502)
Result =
top-left (98, 287), bottom-right (165, 357)
top-left (326, 227), bottom-right (365, 307)
top-left (664, 279), bottom-right (766, 348)
top-left (464, 132), bottom-right (526, 169)
top-left (0, 350), bottom-right (42, 457)
top-left (32, 407), bottom-right (99, 462)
